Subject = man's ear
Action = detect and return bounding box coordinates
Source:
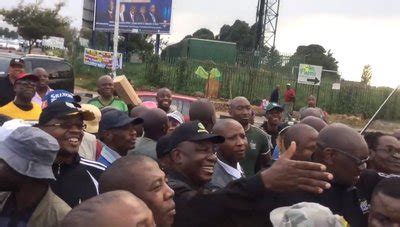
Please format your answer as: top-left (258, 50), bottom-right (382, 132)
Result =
top-left (170, 148), bottom-right (182, 165)
top-left (322, 148), bottom-right (335, 165)
top-left (369, 149), bottom-right (376, 160)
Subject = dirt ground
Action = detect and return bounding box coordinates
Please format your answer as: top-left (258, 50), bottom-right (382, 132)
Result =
top-left (75, 86), bottom-right (400, 134)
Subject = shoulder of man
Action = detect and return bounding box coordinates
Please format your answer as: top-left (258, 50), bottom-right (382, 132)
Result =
top-left (250, 125), bottom-right (271, 139)
top-left (87, 96), bottom-right (100, 103)
top-left (79, 157), bottom-right (106, 179)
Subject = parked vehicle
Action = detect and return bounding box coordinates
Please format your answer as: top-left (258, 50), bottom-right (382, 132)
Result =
top-left (0, 53), bottom-right (74, 92)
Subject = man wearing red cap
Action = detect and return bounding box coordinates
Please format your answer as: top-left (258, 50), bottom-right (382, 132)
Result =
top-left (0, 72), bottom-right (42, 121)
top-left (0, 58), bottom-right (25, 107)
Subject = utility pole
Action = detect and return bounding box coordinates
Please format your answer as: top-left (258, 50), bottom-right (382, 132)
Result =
top-left (255, 0), bottom-right (281, 50)
top-left (111, 0), bottom-right (121, 78)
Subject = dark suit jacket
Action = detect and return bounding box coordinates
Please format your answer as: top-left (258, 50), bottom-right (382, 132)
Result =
top-left (147, 12), bottom-right (161, 23)
top-left (210, 161), bottom-right (238, 189)
top-left (137, 13), bottom-right (148, 23)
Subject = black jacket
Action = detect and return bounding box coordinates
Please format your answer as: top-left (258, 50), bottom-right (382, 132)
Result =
top-left (51, 155), bottom-right (106, 207)
top-left (279, 169), bottom-right (397, 227)
top-left (0, 76), bottom-right (15, 107)
top-left (167, 170), bottom-right (280, 227)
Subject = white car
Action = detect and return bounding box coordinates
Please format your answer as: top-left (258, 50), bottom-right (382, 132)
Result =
top-left (6, 40), bottom-right (21, 51)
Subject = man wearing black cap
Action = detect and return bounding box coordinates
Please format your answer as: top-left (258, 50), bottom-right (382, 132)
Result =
top-left (97, 108), bottom-right (143, 167)
top-left (37, 101), bottom-right (107, 207)
top-left (167, 120), bottom-right (334, 227)
top-left (0, 127), bottom-right (71, 226)
top-left (0, 72), bottom-right (42, 121)
top-left (261, 102), bottom-right (285, 149)
top-left (0, 58), bottom-right (25, 107)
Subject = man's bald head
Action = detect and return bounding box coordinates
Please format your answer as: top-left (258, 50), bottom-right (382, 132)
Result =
top-left (130, 105), bottom-right (149, 118)
top-left (189, 99), bottom-right (216, 132)
top-left (156, 87), bottom-right (172, 97)
top-left (300, 108), bottom-right (323, 120)
top-left (315, 123), bottom-right (369, 186)
top-left (283, 124), bottom-right (318, 161)
top-left (229, 96), bottom-right (252, 127)
top-left (97, 75), bottom-right (113, 86)
top-left (393, 129), bottom-right (400, 141)
top-left (100, 155), bottom-right (157, 194)
top-left (99, 155), bottom-right (175, 227)
top-left (61, 191), bottom-right (154, 227)
top-left (301, 116), bottom-right (327, 132)
top-left (141, 108), bottom-right (168, 140)
top-left (213, 119), bottom-right (242, 135)
top-left (33, 67), bottom-right (48, 75)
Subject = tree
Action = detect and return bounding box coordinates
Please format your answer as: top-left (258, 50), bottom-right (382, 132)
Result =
top-left (286, 44), bottom-right (340, 80)
top-left (0, 1), bottom-right (70, 53)
top-left (0, 28), bottom-right (19, 39)
top-left (192, 28), bottom-right (214, 40)
top-left (361, 65), bottom-right (372, 86)
top-left (218, 20), bottom-right (255, 49)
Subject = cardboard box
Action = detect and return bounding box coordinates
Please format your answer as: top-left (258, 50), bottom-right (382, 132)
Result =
top-left (113, 75), bottom-right (142, 106)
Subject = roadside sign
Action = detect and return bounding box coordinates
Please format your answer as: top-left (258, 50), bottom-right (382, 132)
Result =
top-left (332, 83), bottom-right (341, 90)
top-left (298, 64), bottom-right (322, 86)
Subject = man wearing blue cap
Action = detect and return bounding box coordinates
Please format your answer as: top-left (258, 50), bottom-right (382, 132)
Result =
top-left (0, 58), bottom-right (25, 107)
top-left (0, 127), bottom-right (71, 226)
top-left (97, 108), bottom-right (143, 167)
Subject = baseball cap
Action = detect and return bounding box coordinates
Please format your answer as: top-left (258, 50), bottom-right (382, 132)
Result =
top-left (286, 83), bottom-right (291, 86)
top-left (39, 102), bottom-right (95, 125)
top-left (156, 134), bottom-right (172, 158)
top-left (265, 102), bottom-right (284, 112)
top-left (99, 108), bottom-right (143, 132)
top-left (15, 72), bottom-right (39, 83)
top-left (270, 202), bottom-right (348, 227)
top-left (80, 104), bottom-right (101, 134)
top-left (42, 90), bottom-right (82, 109)
top-left (168, 120), bottom-right (225, 150)
top-left (167, 111), bottom-right (184, 124)
top-left (0, 127), bottom-right (59, 180)
top-left (9, 58), bottom-right (25, 67)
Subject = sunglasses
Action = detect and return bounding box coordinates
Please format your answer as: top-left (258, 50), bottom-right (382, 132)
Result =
top-left (317, 142), bottom-right (370, 166)
top-left (44, 122), bottom-right (87, 130)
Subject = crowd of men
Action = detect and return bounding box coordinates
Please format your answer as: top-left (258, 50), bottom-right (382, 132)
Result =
top-left (0, 58), bottom-right (399, 227)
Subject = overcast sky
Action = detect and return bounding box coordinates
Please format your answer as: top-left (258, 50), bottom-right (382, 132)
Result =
top-left (1, 0), bottom-right (399, 87)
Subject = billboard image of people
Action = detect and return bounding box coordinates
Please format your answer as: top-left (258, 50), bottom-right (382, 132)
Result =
top-left (94, 0), bottom-right (172, 34)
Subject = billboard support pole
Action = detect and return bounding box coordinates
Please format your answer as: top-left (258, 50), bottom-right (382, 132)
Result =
top-left (155, 34), bottom-right (161, 55)
top-left (111, 0), bottom-right (121, 78)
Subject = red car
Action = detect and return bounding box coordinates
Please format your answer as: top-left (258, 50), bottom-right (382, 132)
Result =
top-left (137, 91), bottom-right (197, 121)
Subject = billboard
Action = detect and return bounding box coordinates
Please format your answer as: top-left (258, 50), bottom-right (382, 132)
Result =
top-left (84, 48), bottom-right (123, 69)
top-left (94, 0), bottom-right (172, 34)
top-left (297, 64), bottom-right (323, 86)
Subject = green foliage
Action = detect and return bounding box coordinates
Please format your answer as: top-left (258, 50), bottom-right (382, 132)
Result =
top-left (286, 44), bottom-right (340, 80)
top-left (175, 58), bottom-right (189, 90)
top-left (192, 28), bottom-right (214, 40)
top-left (361, 65), bottom-right (372, 86)
top-left (145, 55), bottom-right (162, 86)
top-left (218, 20), bottom-right (255, 49)
top-left (0, 27), bottom-right (18, 39)
top-left (0, 1), bottom-right (70, 53)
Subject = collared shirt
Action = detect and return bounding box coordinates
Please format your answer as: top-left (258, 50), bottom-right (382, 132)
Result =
top-left (97, 141), bottom-right (121, 168)
top-left (32, 87), bottom-right (53, 106)
top-left (217, 159), bottom-right (244, 180)
top-left (88, 96), bottom-right (128, 113)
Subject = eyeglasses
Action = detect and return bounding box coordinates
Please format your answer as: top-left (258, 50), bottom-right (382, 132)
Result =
top-left (15, 80), bottom-right (37, 87)
top-left (44, 122), bottom-right (87, 130)
top-left (317, 142), bottom-right (370, 166)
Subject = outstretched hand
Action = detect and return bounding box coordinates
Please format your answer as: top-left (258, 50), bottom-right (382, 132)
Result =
top-left (260, 142), bottom-right (333, 194)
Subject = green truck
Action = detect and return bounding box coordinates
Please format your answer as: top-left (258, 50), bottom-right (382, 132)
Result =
top-left (162, 38), bottom-right (237, 65)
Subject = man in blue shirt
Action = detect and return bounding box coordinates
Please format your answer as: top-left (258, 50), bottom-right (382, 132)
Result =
top-left (97, 108), bottom-right (143, 167)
